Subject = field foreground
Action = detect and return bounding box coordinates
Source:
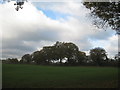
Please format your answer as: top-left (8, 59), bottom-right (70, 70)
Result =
top-left (2, 64), bottom-right (118, 88)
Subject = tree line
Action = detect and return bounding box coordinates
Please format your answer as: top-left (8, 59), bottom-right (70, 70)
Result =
top-left (2, 41), bottom-right (119, 66)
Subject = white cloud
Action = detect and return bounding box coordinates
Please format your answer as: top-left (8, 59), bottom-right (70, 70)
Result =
top-left (105, 35), bottom-right (118, 58)
top-left (0, 1), bottom-right (117, 59)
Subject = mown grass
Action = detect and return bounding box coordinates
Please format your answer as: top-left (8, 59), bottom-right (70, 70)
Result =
top-left (2, 64), bottom-right (118, 88)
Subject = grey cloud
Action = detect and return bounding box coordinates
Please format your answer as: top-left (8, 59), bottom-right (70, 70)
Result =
top-left (89, 30), bottom-right (115, 40)
top-left (20, 29), bottom-right (60, 41)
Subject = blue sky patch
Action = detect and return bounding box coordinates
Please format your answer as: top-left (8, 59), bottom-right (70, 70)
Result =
top-left (37, 7), bottom-right (70, 20)
top-left (32, 2), bottom-right (70, 20)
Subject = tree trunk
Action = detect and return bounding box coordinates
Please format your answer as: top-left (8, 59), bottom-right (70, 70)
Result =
top-left (60, 58), bottom-right (62, 64)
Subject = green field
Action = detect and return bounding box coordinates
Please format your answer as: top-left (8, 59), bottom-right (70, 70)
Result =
top-left (2, 64), bottom-right (118, 88)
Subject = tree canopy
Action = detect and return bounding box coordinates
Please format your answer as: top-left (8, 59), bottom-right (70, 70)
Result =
top-left (31, 42), bottom-right (80, 65)
top-left (90, 47), bottom-right (108, 66)
top-left (83, 2), bottom-right (120, 34)
top-left (21, 54), bottom-right (31, 63)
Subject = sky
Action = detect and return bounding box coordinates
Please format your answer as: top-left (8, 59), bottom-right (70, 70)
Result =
top-left (0, 1), bottom-right (118, 60)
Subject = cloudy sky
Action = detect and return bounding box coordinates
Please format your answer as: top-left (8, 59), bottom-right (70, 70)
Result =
top-left (0, 0), bottom-right (118, 59)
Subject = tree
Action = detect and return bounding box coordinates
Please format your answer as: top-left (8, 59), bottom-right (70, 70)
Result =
top-left (63, 42), bottom-right (79, 65)
top-left (40, 41), bottom-right (80, 65)
top-left (77, 51), bottom-right (86, 64)
top-left (42, 46), bottom-right (54, 64)
top-left (21, 54), bottom-right (31, 63)
top-left (41, 42), bottom-right (66, 64)
top-left (83, 2), bottom-right (120, 34)
top-left (31, 51), bottom-right (42, 64)
top-left (31, 42), bottom-right (80, 65)
top-left (53, 41), bottom-right (65, 64)
top-left (7, 58), bottom-right (18, 64)
top-left (90, 47), bottom-right (107, 66)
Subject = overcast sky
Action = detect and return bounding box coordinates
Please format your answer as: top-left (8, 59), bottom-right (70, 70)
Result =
top-left (0, 1), bottom-right (118, 59)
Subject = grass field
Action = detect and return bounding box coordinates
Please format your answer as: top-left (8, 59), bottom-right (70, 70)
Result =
top-left (2, 64), bottom-right (118, 88)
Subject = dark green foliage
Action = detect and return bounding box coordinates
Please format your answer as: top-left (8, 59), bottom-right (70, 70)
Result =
top-left (20, 54), bottom-right (31, 63)
top-left (77, 51), bottom-right (86, 64)
top-left (31, 41), bottom-right (81, 65)
top-left (4, 58), bottom-right (19, 64)
top-left (63, 42), bottom-right (79, 65)
top-left (83, 2), bottom-right (120, 34)
top-left (31, 51), bottom-right (41, 64)
top-left (90, 47), bottom-right (107, 66)
top-left (53, 41), bottom-right (66, 63)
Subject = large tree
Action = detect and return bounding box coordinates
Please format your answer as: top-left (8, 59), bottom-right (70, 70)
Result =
top-left (77, 51), bottom-right (86, 64)
top-left (83, 1), bottom-right (120, 34)
top-left (53, 41), bottom-right (66, 64)
top-left (90, 47), bottom-right (107, 66)
top-left (31, 42), bottom-right (80, 65)
top-left (21, 54), bottom-right (31, 63)
top-left (63, 42), bottom-right (79, 65)
top-left (31, 51), bottom-right (47, 64)
top-left (31, 51), bottom-right (40, 64)
top-left (42, 46), bottom-right (55, 64)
